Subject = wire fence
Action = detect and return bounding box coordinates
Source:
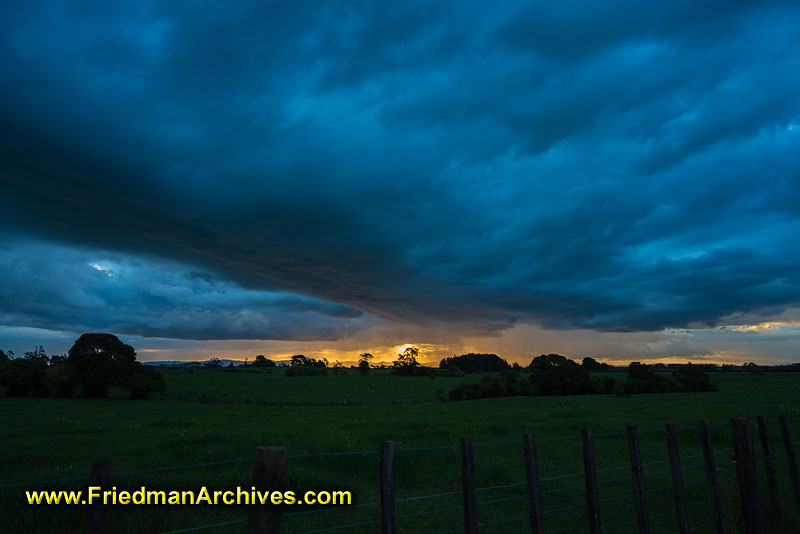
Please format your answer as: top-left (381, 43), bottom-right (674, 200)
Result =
top-left (3, 416), bottom-right (798, 534)
top-left (1, 421), bottom-right (737, 490)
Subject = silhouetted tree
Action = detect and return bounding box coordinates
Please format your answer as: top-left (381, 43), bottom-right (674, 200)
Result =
top-left (44, 362), bottom-right (77, 398)
top-left (448, 370), bottom-right (530, 400)
top-left (253, 355), bottom-right (276, 367)
top-left (672, 363), bottom-right (718, 392)
top-left (439, 353), bottom-right (509, 373)
top-left (358, 353), bottom-right (373, 375)
top-left (287, 354), bottom-right (328, 372)
top-left (743, 362), bottom-right (764, 375)
top-left (581, 357), bottom-right (610, 371)
top-left (24, 345), bottom-right (49, 364)
top-left (128, 365), bottom-right (166, 399)
top-left (0, 358), bottom-right (47, 396)
top-left (528, 354), bottom-right (595, 396)
top-left (625, 361), bottom-right (676, 393)
top-left (392, 346), bottom-right (420, 375)
top-left (68, 333), bottom-right (137, 397)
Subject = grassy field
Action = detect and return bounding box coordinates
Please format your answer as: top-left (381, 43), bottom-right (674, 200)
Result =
top-left (1, 369), bottom-right (799, 533)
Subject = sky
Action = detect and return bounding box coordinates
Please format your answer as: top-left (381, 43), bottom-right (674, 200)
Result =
top-left (1, 1), bottom-right (799, 365)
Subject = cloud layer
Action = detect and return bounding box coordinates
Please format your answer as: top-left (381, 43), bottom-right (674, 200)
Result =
top-left (1, 1), bottom-right (799, 350)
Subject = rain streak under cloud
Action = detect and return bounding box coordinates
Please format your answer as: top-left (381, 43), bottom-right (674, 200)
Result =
top-left (1, 1), bottom-right (799, 364)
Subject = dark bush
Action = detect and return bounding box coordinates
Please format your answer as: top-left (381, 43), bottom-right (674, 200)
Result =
top-left (448, 371), bottom-right (531, 400)
top-left (446, 355), bottom-right (719, 402)
top-left (128, 366), bottom-right (166, 399)
top-left (625, 362), bottom-right (678, 393)
top-left (441, 364), bottom-right (464, 377)
top-left (44, 362), bottom-right (78, 398)
top-left (439, 353), bottom-right (510, 373)
top-left (672, 363), bottom-right (718, 392)
top-left (0, 358), bottom-right (47, 396)
top-left (529, 354), bottom-right (596, 396)
top-left (601, 376), bottom-right (617, 394)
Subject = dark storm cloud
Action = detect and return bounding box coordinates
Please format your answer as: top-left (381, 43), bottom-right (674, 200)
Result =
top-left (0, 239), bottom-right (371, 340)
top-left (1, 0), bottom-right (799, 340)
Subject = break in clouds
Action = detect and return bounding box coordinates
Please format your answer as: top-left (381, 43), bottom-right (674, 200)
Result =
top-left (1, 1), bottom-right (799, 360)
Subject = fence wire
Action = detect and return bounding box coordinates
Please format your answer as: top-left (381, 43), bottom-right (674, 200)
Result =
top-left (1, 421), bottom-right (739, 490)
top-left (7, 416), bottom-right (795, 534)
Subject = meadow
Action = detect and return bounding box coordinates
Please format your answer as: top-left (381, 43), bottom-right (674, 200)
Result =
top-left (1, 369), bottom-right (799, 533)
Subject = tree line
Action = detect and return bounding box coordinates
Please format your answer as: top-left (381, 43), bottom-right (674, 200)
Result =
top-left (196, 347), bottom-right (794, 380)
top-left (198, 347), bottom-right (424, 377)
top-left (0, 333), bottom-right (164, 399)
top-left (445, 354), bottom-right (718, 401)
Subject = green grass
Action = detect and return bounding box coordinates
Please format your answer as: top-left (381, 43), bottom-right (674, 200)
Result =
top-left (1, 370), bottom-right (799, 533)
top-left (158, 367), bottom-right (485, 405)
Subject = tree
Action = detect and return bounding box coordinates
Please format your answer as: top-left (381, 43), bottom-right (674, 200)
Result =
top-left (0, 349), bottom-right (11, 362)
top-left (331, 360), bottom-right (346, 375)
top-left (358, 353), bottom-right (373, 375)
top-left (290, 354), bottom-right (327, 368)
top-left (743, 362), bottom-right (764, 375)
top-left (439, 353), bottom-right (509, 373)
top-left (0, 358), bottom-right (47, 396)
top-left (528, 354), bottom-right (595, 396)
top-left (44, 362), bottom-right (77, 398)
top-left (24, 345), bottom-right (49, 364)
top-left (128, 366), bottom-right (166, 399)
top-left (291, 355), bottom-right (310, 367)
top-left (253, 355), bottom-right (276, 367)
top-left (204, 357), bottom-right (223, 368)
top-left (625, 362), bottom-right (676, 394)
top-left (392, 346), bottom-right (420, 375)
top-left (672, 363), bottom-right (717, 392)
top-left (448, 370), bottom-right (530, 400)
top-left (68, 333), bottom-right (137, 397)
top-left (581, 357), bottom-right (610, 371)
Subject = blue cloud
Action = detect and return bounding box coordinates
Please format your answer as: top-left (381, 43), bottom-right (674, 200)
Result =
top-left (0, 0), bottom-right (799, 342)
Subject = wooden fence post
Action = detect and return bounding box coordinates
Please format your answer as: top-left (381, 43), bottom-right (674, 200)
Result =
top-left (248, 446), bottom-right (288, 534)
top-left (523, 433), bottom-right (543, 534)
top-left (461, 437), bottom-right (478, 534)
top-left (665, 423), bottom-right (689, 534)
top-left (730, 418), bottom-right (764, 534)
top-left (627, 426), bottom-right (649, 534)
top-left (756, 416), bottom-right (779, 522)
top-left (699, 420), bottom-right (725, 534)
top-left (88, 460), bottom-right (110, 534)
top-left (778, 416), bottom-right (800, 507)
top-left (582, 428), bottom-right (601, 534)
top-left (381, 441), bottom-right (395, 534)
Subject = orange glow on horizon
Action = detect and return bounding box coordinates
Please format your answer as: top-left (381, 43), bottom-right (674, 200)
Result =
top-left (158, 346), bottom-right (774, 367)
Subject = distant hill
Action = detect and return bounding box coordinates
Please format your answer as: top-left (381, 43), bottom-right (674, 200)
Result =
top-left (143, 359), bottom-right (291, 367)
